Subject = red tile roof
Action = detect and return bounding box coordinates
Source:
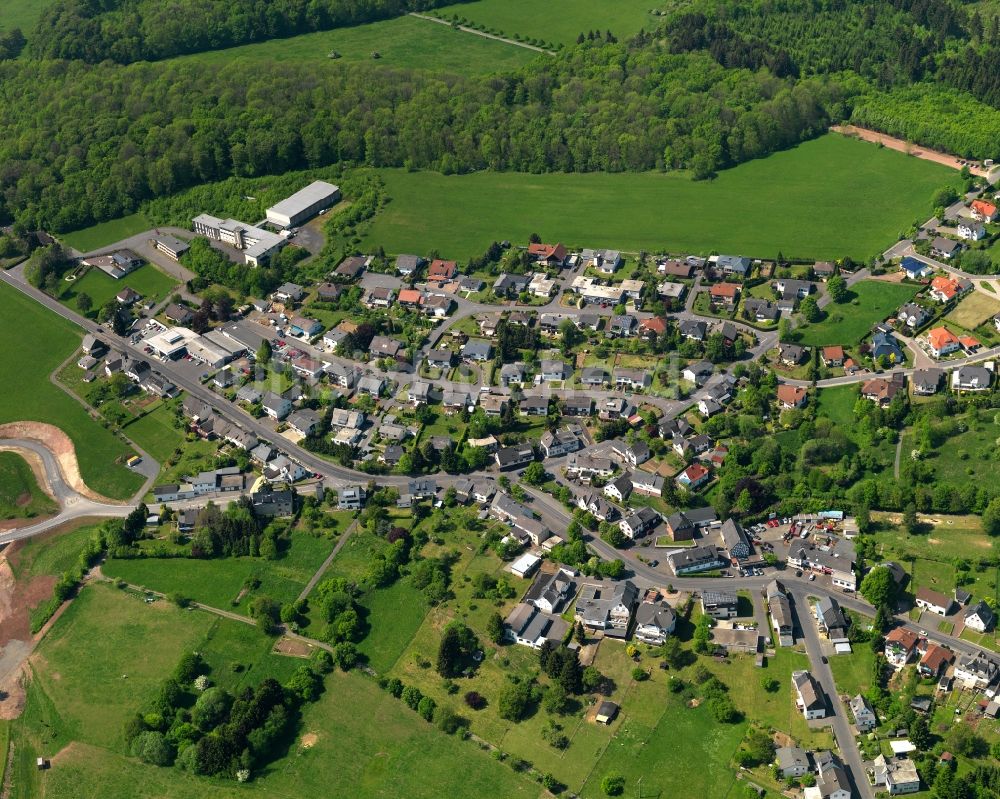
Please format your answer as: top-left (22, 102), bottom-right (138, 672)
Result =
top-left (528, 242), bottom-right (567, 261)
top-left (776, 385), bottom-right (806, 407)
top-left (885, 627), bottom-right (918, 650)
top-left (397, 288), bottom-right (423, 305)
top-left (927, 326), bottom-right (959, 351)
top-left (428, 259), bottom-right (457, 279)
top-left (972, 199), bottom-right (998, 219)
top-left (709, 283), bottom-right (741, 299)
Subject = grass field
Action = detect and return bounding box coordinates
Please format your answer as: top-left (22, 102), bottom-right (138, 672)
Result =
top-left (434, 0), bottom-right (658, 46)
top-left (903, 411), bottom-right (1000, 485)
top-left (815, 385), bottom-right (859, 429)
top-left (173, 15), bottom-right (536, 74)
top-left (361, 134), bottom-right (960, 260)
top-left (0, 451), bottom-right (56, 520)
top-left (8, 522), bottom-right (101, 582)
top-left (120, 401), bottom-right (185, 463)
top-left (0, 281), bottom-right (144, 499)
top-left (57, 263), bottom-right (178, 319)
top-left (946, 290), bottom-right (1000, 329)
top-left (14, 582), bottom-right (538, 799)
top-left (356, 578), bottom-right (429, 673)
top-left (828, 645), bottom-right (877, 698)
top-left (60, 212), bottom-right (152, 253)
top-left (0, 0), bottom-right (50, 32)
top-left (795, 280), bottom-right (920, 346)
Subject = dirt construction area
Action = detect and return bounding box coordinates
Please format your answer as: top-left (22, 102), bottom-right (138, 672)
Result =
top-left (832, 124), bottom-right (988, 176)
top-left (0, 421), bottom-right (119, 504)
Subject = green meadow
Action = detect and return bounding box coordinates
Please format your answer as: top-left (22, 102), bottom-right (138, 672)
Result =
top-left (362, 134), bottom-right (959, 260)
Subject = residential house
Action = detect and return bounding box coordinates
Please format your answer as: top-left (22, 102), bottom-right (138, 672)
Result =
top-left (499, 362), bottom-right (526, 387)
top-left (955, 651), bottom-right (1000, 690)
top-left (812, 756), bottom-right (851, 799)
top-left (816, 596), bottom-right (848, 640)
top-left (971, 199), bottom-right (999, 222)
top-left (330, 409), bottom-right (366, 429)
top-left (792, 670), bottom-right (826, 720)
top-left (874, 755), bottom-right (921, 795)
top-left (657, 258), bottom-right (694, 278)
top-left (929, 275), bottom-right (972, 303)
top-left (565, 452), bottom-right (614, 480)
top-left (676, 463), bottom-right (710, 490)
top-left (966, 599), bottom-right (996, 633)
top-left (272, 282), bottom-right (304, 303)
top-left (519, 394), bottom-right (550, 416)
top-left (407, 381), bottom-right (431, 405)
top-left (613, 368), bottom-right (651, 391)
top-left (915, 587), bottom-right (953, 615)
top-left (664, 507), bottom-right (718, 541)
top-left (813, 261), bottom-right (836, 280)
top-left (777, 385), bottom-right (807, 409)
top-left (461, 340), bottom-right (494, 362)
top-left (527, 272), bottom-right (558, 298)
top-left (631, 472), bottom-right (664, 497)
top-left (669, 545), bottom-right (725, 575)
top-left (426, 348), bottom-right (454, 370)
top-left (679, 319), bottom-right (707, 341)
top-left (871, 329), bottom-right (904, 362)
top-left (576, 490), bottom-right (616, 522)
top-left (575, 580), bottom-right (638, 633)
top-left (495, 444), bottom-right (535, 470)
top-left (580, 366), bottom-right (609, 387)
top-left (919, 644), bottom-right (954, 678)
top-left (619, 506), bottom-right (660, 539)
top-left (326, 362), bottom-right (358, 389)
top-left (774, 278), bottom-right (814, 301)
top-left (370, 335), bottom-right (402, 359)
top-left (427, 259), bottom-right (457, 281)
top-left (701, 591), bottom-right (739, 619)
top-left (927, 326), bottom-right (961, 358)
top-left (525, 569), bottom-right (575, 614)
top-left (897, 302), bottom-right (930, 330)
top-left (787, 539), bottom-right (857, 591)
top-left (395, 254), bottom-right (424, 276)
top-left (775, 747), bottom-right (810, 779)
top-left (884, 627), bottom-right (919, 667)
top-left (709, 283), bottom-right (741, 305)
top-left (716, 255), bottom-right (751, 277)
top-left (442, 389), bottom-right (475, 411)
top-left (779, 343), bottom-right (807, 366)
top-left (504, 603), bottom-right (568, 649)
top-left (397, 288), bottom-right (424, 308)
top-left (334, 256), bottom-right (367, 279)
top-left (744, 298), bottom-right (780, 323)
top-left (366, 286), bottom-right (395, 309)
top-left (607, 314), bottom-right (637, 338)
top-left (539, 429), bottom-right (580, 458)
top-left (322, 329), bottom-right (349, 351)
top-left (931, 236), bottom-right (962, 259)
top-left (539, 359), bottom-right (572, 382)
top-left (767, 580), bottom-right (794, 646)
top-left (862, 373), bottom-right (906, 406)
top-left (581, 248), bottom-right (623, 273)
top-left (634, 601), bottom-right (677, 645)
top-left (493, 273), bottom-right (529, 298)
top-left (261, 391), bottom-right (292, 420)
top-left (682, 360), bottom-right (714, 386)
top-left (952, 365), bottom-right (993, 392)
top-left (604, 473), bottom-right (632, 503)
top-left (822, 345), bottom-right (845, 367)
top-left (286, 409), bottom-right (320, 437)
top-left (527, 242), bottom-right (567, 268)
top-left (958, 220), bottom-right (987, 240)
top-left (909, 367), bottom-right (941, 395)
top-left (422, 294), bottom-right (453, 318)
top-left (900, 256), bottom-right (933, 279)
top-left (656, 281), bottom-right (686, 304)
top-left (850, 694), bottom-right (877, 732)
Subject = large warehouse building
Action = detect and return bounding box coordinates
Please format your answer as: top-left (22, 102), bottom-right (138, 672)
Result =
top-left (192, 215), bottom-right (288, 267)
top-left (266, 180), bottom-right (341, 229)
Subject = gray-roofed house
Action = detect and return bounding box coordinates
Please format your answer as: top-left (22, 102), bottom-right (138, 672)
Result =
top-left (850, 694), bottom-right (877, 732)
top-left (716, 255), bottom-right (752, 276)
top-left (575, 580), bottom-right (638, 634)
top-left (396, 254), bottom-right (424, 275)
top-left (525, 569), bottom-right (575, 614)
top-left (792, 670), bottom-right (826, 719)
top-left (580, 366), bottom-right (609, 387)
top-left (634, 601), bottom-right (676, 645)
top-left (966, 599), bottom-right (996, 633)
top-left (719, 519), bottom-right (750, 560)
top-left (912, 368), bottom-right (943, 395)
top-left (619, 506), bottom-right (660, 539)
top-left (540, 359), bottom-right (572, 381)
top-left (775, 747), bottom-right (810, 778)
top-left (504, 602), bottom-right (569, 649)
top-left (461, 340), bottom-right (494, 362)
top-left (679, 319), bottom-right (707, 341)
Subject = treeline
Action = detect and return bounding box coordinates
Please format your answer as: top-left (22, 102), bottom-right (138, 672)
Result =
top-left (124, 649), bottom-right (333, 780)
top-left (30, 0), bottom-right (470, 64)
top-left (850, 85), bottom-right (1000, 159)
top-left (181, 238), bottom-right (307, 299)
top-left (0, 43), bottom-right (843, 232)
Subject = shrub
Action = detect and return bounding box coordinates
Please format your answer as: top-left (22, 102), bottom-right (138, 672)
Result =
top-left (601, 772), bottom-right (626, 796)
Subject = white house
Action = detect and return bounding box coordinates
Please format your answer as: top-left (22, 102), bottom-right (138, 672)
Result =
top-left (792, 670), bottom-right (826, 720)
top-left (965, 599), bottom-right (996, 633)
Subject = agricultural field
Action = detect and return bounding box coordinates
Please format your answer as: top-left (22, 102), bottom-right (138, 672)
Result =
top-left (362, 135), bottom-right (960, 260)
top-left (0, 281), bottom-right (144, 500)
top-left (0, 451), bottom-right (56, 520)
top-left (434, 0), bottom-right (659, 46)
top-left (795, 280), bottom-right (920, 346)
top-left (57, 263), bottom-right (178, 319)
top-left (59, 213), bottom-right (152, 253)
top-left (945, 289), bottom-right (1000, 330)
top-left (173, 15), bottom-right (536, 74)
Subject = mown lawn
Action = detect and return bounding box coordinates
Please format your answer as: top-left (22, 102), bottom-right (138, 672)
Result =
top-left (57, 262), bottom-right (178, 318)
top-left (357, 578), bottom-right (429, 673)
top-left (0, 451), bottom-right (56, 520)
top-left (433, 0), bottom-right (658, 45)
top-left (362, 134), bottom-right (960, 260)
top-left (172, 14), bottom-right (536, 74)
top-left (0, 281), bottom-right (144, 500)
top-left (828, 645), bottom-right (877, 698)
top-left (60, 212), bottom-right (152, 253)
top-left (795, 280), bottom-right (920, 346)
top-left (120, 401), bottom-right (185, 463)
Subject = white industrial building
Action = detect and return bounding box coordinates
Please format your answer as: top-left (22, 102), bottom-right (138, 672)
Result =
top-left (192, 214), bottom-right (288, 266)
top-left (266, 181), bottom-right (341, 229)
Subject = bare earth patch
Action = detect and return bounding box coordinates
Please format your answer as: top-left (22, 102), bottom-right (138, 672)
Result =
top-left (273, 637), bottom-right (315, 658)
top-left (300, 732), bottom-right (318, 749)
top-left (0, 421), bottom-right (122, 504)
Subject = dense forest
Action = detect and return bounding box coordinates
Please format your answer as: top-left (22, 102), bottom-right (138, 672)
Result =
top-left (29, 0), bottom-right (471, 63)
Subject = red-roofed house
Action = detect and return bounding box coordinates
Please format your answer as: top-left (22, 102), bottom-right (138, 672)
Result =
top-left (929, 275), bottom-right (972, 302)
top-left (427, 259), bottom-right (458, 280)
top-left (709, 283), bottom-right (741, 305)
top-left (398, 288), bottom-right (424, 307)
top-left (776, 385), bottom-right (807, 409)
top-left (639, 317), bottom-right (668, 338)
top-left (971, 199), bottom-right (999, 222)
top-left (884, 627), bottom-right (919, 667)
top-left (926, 326), bottom-right (960, 358)
top-left (918, 643), bottom-right (954, 677)
top-left (822, 346), bottom-right (844, 367)
top-left (676, 463), bottom-right (711, 490)
top-left (960, 335), bottom-right (981, 353)
top-left (527, 242), bottom-right (567, 267)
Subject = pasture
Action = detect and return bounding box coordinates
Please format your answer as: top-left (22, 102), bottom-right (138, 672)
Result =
top-left (434, 0), bottom-right (658, 46)
top-left (362, 134), bottom-right (960, 260)
top-left (0, 0), bottom-right (50, 33)
top-left (57, 263), bottom-right (178, 319)
top-left (946, 290), bottom-right (1000, 329)
top-left (60, 212), bottom-right (152, 253)
top-left (173, 15), bottom-right (536, 75)
top-left (0, 281), bottom-right (144, 499)
top-left (0, 451), bottom-right (56, 520)
top-left (795, 280), bottom-right (920, 346)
